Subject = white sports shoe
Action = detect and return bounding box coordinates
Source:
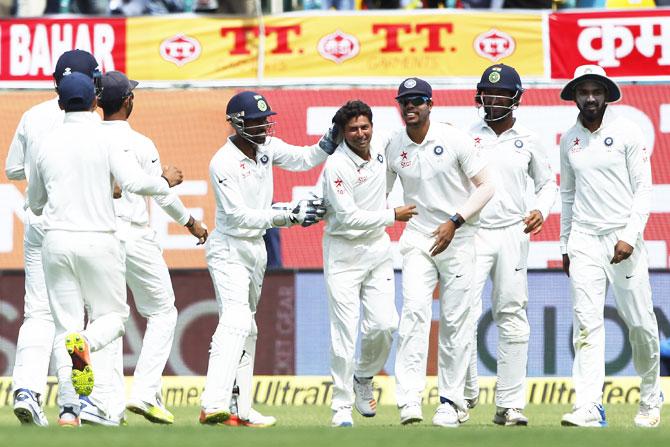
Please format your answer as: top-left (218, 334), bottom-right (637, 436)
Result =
top-left (432, 402), bottom-right (460, 427)
top-left (635, 402), bottom-right (661, 428)
top-left (399, 403), bottom-right (423, 425)
top-left (561, 403), bottom-right (607, 428)
top-left (79, 396), bottom-right (122, 426)
top-left (331, 406), bottom-right (353, 427)
top-left (13, 389), bottom-right (49, 427)
top-left (493, 407), bottom-right (529, 426)
top-left (353, 376), bottom-right (376, 417)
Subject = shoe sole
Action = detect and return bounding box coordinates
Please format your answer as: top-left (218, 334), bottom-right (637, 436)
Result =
top-left (200, 410), bottom-right (231, 425)
top-left (493, 419), bottom-right (529, 426)
top-left (400, 417), bottom-right (423, 425)
top-left (561, 419), bottom-right (607, 428)
top-left (14, 407), bottom-right (36, 425)
top-left (65, 333), bottom-right (94, 396)
top-left (127, 404), bottom-right (174, 425)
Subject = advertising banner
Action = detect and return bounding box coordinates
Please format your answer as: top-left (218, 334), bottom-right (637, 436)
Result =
top-left (549, 9), bottom-right (670, 80)
top-left (0, 18), bottom-right (126, 81)
top-left (0, 270), bottom-right (295, 377)
top-left (126, 12), bottom-right (544, 81)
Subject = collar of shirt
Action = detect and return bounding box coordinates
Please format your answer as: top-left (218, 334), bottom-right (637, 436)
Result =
top-left (473, 118), bottom-right (532, 140)
top-left (228, 136), bottom-right (264, 163)
top-left (101, 119), bottom-right (131, 130)
top-left (576, 106), bottom-right (617, 134)
top-left (63, 111), bottom-right (99, 124)
top-left (400, 120), bottom-right (439, 148)
top-left (340, 141), bottom-right (374, 169)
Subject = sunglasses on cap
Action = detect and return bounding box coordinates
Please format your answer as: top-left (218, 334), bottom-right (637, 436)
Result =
top-left (397, 96), bottom-right (430, 107)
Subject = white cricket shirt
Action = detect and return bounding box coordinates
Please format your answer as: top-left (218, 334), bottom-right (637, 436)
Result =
top-left (209, 136), bottom-right (328, 238)
top-left (559, 107), bottom-right (652, 253)
top-left (469, 120), bottom-right (557, 229)
top-left (101, 121), bottom-right (190, 228)
top-left (322, 136), bottom-right (395, 240)
top-left (385, 121), bottom-right (487, 237)
top-left (29, 112), bottom-right (171, 232)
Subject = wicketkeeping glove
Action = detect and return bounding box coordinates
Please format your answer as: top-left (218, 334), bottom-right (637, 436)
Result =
top-left (318, 123), bottom-right (341, 155)
top-left (290, 198), bottom-right (327, 227)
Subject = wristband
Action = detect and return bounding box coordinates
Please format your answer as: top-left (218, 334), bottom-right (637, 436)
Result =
top-left (161, 175), bottom-right (170, 186)
top-left (449, 213), bottom-right (465, 229)
top-left (185, 216), bottom-right (195, 228)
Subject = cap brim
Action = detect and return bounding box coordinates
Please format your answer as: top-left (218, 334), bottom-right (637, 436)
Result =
top-left (129, 79), bottom-right (139, 90)
top-left (560, 74), bottom-right (621, 103)
top-left (244, 110), bottom-right (277, 119)
top-left (395, 89), bottom-right (432, 100)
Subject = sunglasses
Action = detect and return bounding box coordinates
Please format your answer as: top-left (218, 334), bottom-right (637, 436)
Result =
top-left (397, 96), bottom-right (430, 107)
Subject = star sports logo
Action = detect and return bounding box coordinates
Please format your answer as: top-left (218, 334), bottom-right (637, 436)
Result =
top-left (334, 178), bottom-right (344, 194)
top-left (400, 151), bottom-right (411, 168)
top-left (570, 137), bottom-right (583, 154)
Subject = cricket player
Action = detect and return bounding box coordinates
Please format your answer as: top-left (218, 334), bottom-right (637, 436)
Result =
top-left (559, 65), bottom-right (662, 428)
top-left (27, 72), bottom-right (184, 427)
top-left (4, 49), bottom-right (102, 427)
top-left (73, 71), bottom-right (209, 426)
top-left (464, 64), bottom-right (557, 426)
top-left (200, 91), bottom-right (337, 426)
top-left (386, 78), bottom-right (494, 427)
top-left (321, 100), bottom-right (417, 427)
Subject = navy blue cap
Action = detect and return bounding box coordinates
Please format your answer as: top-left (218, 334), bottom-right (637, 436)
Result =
top-left (396, 78), bottom-right (432, 100)
top-left (226, 91), bottom-right (277, 120)
top-left (53, 49), bottom-right (100, 85)
top-left (57, 72), bottom-right (95, 112)
top-left (477, 64), bottom-right (523, 93)
top-left (99, 71), bottom-right (138, 104)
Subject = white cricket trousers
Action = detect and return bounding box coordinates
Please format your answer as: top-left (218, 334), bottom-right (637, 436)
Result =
top-left (567, 229), bottom-right (661, 409)
top-left (395, 228), bottom-right (476, 410)
top-left (466, 222), bottom-right (530, 409)
top-left (41, 230), bottom-right (130, 409)
top-left (201, 232), bottom-right (266, 417)
top-left (323, 233), bottom-right (398, 411)
top-left (89, 225), bottom-right (178, 419)
top-left (12, 212), bottom-right (72, 407)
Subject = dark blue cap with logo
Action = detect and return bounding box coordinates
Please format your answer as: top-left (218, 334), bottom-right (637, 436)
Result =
top-left (226, 91), bottom-right (277, 120)
top-left (99, 71), bottom-right (138, 104)
top-left (53, 49), bottom-right (101, 84)
top-left (477, 64), bottom-right (524, 93)
top-left (396, 77), bottom-right (432, 100)
top-left (57, 72), bottom-right (95, 112)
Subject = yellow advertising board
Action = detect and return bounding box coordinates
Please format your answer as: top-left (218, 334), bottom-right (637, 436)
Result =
top-left (2, 376), bottom-right (667, 407)
top-left (126, 12), bottom-right (544, 81)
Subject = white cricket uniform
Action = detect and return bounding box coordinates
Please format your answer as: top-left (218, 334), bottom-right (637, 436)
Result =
top-left (560, 107), bottom-right (660, 409)
top-left (28, 111), bottom-right (171, 411)
top-left (386, 122), bottom-right (486, 410)
top-left (201, 136), bottom-right (328, 416)
top-left (4, 98), bottom-right (69, 400)
top-left (465, 120), bottom-right (557, 409)
top-left (321, 137), bottom-right (399, 411)
top-left (86, 120), bottom-right (192, 420)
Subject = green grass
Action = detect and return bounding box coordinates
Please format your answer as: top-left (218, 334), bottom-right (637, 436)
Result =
top-left (1, 404), bottom-right (667, 447)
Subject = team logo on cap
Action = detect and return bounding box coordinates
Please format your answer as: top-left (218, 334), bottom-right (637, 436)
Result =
top-left (257, 100), bottom-right (268, 112)
top-left (434, 146), bottom-right (444, 156)
top-left (488, 71), bottom-right (501, 83)
top-left (377, 153), bottom-right (384, 163)
top-left (514, 139), bottom-right (523, 149)
top-left (604, 137), bottom-right (613, 147)
top-left (404, 79), bottom-right (417, 89)
top-left (260, 154), bottom-right (269, 164)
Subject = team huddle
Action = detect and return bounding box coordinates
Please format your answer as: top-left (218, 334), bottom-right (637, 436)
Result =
top-left (3, 48), bottom-right (662, 430)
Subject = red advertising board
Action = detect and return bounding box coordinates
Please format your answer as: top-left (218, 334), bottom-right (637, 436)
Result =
top-left (549, 9), bottom-right (670, 80)
top-left (0, 18), bottom-right (126, 81)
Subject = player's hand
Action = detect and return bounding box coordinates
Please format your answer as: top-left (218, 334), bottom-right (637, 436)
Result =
top-left (318, 123), bottom-right (342, 155)
top-left (112, 183), bottom-right (122, 199)
top-left (523, 209), bottom-right (544, 234)
top-left (610, 240), bottom-right (634, 264)
top-left (430, 221), bottom-right (456, 257)
top-left (394, 205), bottom-right (418, 222)
top-left (562, 254), bottom-right (570, 277)
top-left (290, 199), bottom-right (325, 227)
top-left (161, 165), bottom-right (183, 187)
top-left (188, 220), bottom-right (208, 245)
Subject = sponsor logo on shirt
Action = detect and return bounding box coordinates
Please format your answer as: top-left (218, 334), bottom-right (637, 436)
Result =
top-left (570, 137), bottom-right (583, 154)
top-left (473, 136), bottom-right (483, 148)
top-left (400, 151), bottom-right (411, 168)
top-left (334, 178), bottom-right (345, 194)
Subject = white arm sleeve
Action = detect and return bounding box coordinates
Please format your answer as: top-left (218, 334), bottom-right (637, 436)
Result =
top-left (109, 145), bottom-right (170, 196)
top-left (27, 154), bottom-right (47, 216)
top-left (5, 113), bottom-right (28, 180)
top-left (559, 136), bottom-right (576, 255)
top-left (456, 166), bottom-right (495, 220)
top-left (272, 139), bottom-right (329, 171)
top-left (620, 126), bottom-right (652, 246)
top-left (528, 136), bottom-right (558, 220)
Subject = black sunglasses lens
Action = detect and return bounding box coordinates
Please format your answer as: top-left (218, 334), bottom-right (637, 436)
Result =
top-left (399, 96), bottom-right (427, 106)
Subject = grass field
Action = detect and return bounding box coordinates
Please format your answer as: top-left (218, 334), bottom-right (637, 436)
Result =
top-left (1, 404), bottom-right (667, 447)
